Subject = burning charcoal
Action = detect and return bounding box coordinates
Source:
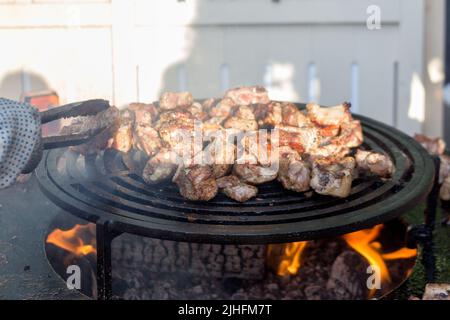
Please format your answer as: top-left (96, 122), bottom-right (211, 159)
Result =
top-left (304, 285), bottom-right (326, 300)
top-left (326, 250), bottom-right (368, 300)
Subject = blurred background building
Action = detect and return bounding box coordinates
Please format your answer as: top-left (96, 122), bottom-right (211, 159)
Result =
top-left (0, 0), bottom-right (447, 140)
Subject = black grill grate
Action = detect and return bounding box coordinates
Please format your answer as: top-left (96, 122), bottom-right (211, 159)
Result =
top-left (36, 104), bottom-right (435, 244)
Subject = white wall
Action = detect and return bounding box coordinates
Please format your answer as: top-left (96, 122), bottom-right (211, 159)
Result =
top-left (0, 0), bottom-right (444, 136)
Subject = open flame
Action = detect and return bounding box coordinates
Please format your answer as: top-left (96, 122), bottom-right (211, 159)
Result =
top-left (268, 241), bottom-right (309, 277)
top-left (268, 224), bottom-right (417, 297)
top-left (46, 224), bottom-right (97, 257)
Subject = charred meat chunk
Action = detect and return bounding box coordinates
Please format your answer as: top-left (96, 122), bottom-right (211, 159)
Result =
top-left (173, 165), bottom-right (218, 201)
top-left (414, 134), bottom-right (446, 155)
top-left (159, 92), bottom-right (193, 110)
top-left (224, 86), bottom-right (270, 106)
top-left (355, 149), bottom-right (395, 178)
top-left (310, 157), bottom-right (355, 198)
top-left (277, 147), bottom-right (311, 193)
top-left (306, 102), bottom-right (352, 127)
top-left (142, 148), bottom-right (178, 184)
top-left (216, 175), bottom-right (258, 203)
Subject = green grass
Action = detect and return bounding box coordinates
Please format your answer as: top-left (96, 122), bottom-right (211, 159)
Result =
top-left (390, 204), bottom-right (450, 299)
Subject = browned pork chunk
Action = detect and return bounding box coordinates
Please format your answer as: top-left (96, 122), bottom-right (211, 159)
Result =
top-left (282, 103), bottom-right (309, 127)
top-left (142, 148), bottom-right (178, 184)
top-left (276, 124), bottom-right (321, 154)
top-left (310, 157), bottom-right (356, 198)
top-left (203, 138), bottom-right (236, 179)
top-left (159, 92), bottom-right (193, 110)
top-left (306, 102), bottom-right (352, 127)
top-left (173, 165), bottom-right (218, 201)
top-left (414, 134), bottom-right (446, 155)
top-left (355, 149), bottom-right (395, 178)
top-left (112, 109), bottom-right (135, 153)
top-left (440, 155), bottom-right (450, 183)
top-left (156, 111), bottom-right (195, 153)
top-left (334, 120), bottom-right (363, 148)
top-left (128, 103), bottom-right (159, 125)
top-left (233, 159), bottom-right (278, 185)
top-left (259, 101), bottom-right (283, 127)
top-left (208, 98), bottom-right (236, 118)
top-left (224, 86), bottom-right (270, 106)
top-left (63, 106), bottom-right (120, 155)
top-left (277, 147), bottom-right (311, 193)
top-left (224, 105), bottom-right (259, 132)
top-left (440, 176), bottom-right (450, 201)
top-left (216, 175), bottom-right (258, 203)
top-left (133, 125), bottom-right (162, 157)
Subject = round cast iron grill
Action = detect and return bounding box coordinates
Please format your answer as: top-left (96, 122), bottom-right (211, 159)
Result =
top-left (36, 104), bottom-right (435, 244)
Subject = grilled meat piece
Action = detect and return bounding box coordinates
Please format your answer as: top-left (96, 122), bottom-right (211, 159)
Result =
top-left (306, 102), bottom-right (352, 127)
top-left (209, 98), bottom-right (236, 118)
top-left (310, 157), bottom-right (355, 198)
top-left (308, 143), bottom-right (351, 161)
top-left (277, 147), bottom-right (311, 193)
top-left (61, 107), bottom-right (119, 155)
top-left (173, 165), bottom-right (218, 201)
top-left (112, 109), bottom-right (135, 153)
top-left (216, 175), bottom-right (258, 203)
top-left (355, 149), bottom-right (395, 178)
top-left (234, 132), bottom-right (277, 185)
top-left (156, 111), bottom-right (195, 153)
top-left (64, 106), bottom-right (120, 155)
top-left (276, 124), bottom-right (321, 154)
top-left (282, 103), bottom-right (308, 127)
top-left (223, 182), bottom-right (258, 203)
top-left (203, 138), bottom-right (236, 178)
top-left (260, 101), bottom-right (283, 127)
top-left (224, 86), bottom-right (270, 106)
top-left (156, 110), bottom-right (194, 126)
top-left (216, 175), bottom-right (241, 188)
top-left (133, 125), bottom-right (162, 157)
top-left (159, 91), bottom-right (193, 110)
top-left (128, 103), bottom-right (158, 125)
top-left (233, 157), bottom-right (278, 185)
top-left (440, 155), bottom-right (450, 183)
top-left (414, 134), bottom-right (446, 155)
top-left (187, 102), bottom-right (209, 121)
top-left (237, 131), bottom-right (275, 167)
top-left (224, 117), bottom-right (258, 132)
top-left (224, 106), bottom-right (259, 132)
top-left (335, 120), bottom-right (363, 148)
top-left (202, 98), bottom-right (218, 112)
top-left (142, 148), bottom-right (178, 184)
top-left (307, 120), bottom-right (362, 160)
top-left (440, 176), bottom-right (450, 201)
top-left (259, 102), bottom-right (308, 128)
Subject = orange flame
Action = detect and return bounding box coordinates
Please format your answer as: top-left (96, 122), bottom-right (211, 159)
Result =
top-left (342, 224), bottom-right (417, 298)
top-left (46, 224), bottom-right (97, 257)
top-left (268, 224), bottom-right (417, 298)
top-left (268, 241), bottom-right (308, 276)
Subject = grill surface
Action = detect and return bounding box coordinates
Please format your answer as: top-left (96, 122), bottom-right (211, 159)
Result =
top-left (36, 103), bottom-right (435, 244)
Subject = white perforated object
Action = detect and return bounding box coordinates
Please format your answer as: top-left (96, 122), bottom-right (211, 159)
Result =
top-left (0, 98), bottom-right (41, 188)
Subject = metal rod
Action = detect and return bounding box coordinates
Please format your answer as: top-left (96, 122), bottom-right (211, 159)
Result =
top-left (425, 156), bottom-right (441, 230)
top-left (421, 155), bottom-right (441, 282)
top-left (96, 222), bottom-right (113, 300)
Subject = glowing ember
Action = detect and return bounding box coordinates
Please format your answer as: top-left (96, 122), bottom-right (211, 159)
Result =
top-left (268, 224), bottom-right (417, 298)
top-left (46, 224), bottom-right (97, 257)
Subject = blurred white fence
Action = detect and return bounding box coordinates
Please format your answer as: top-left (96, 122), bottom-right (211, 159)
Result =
top-left (0, 0), bottom-right (445, 136)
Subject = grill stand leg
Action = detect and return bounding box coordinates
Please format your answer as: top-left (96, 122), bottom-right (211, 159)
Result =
top-left (96, 222), bottom-right (115, 300)
top-left (409, 155), bottom-right (440, 282)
